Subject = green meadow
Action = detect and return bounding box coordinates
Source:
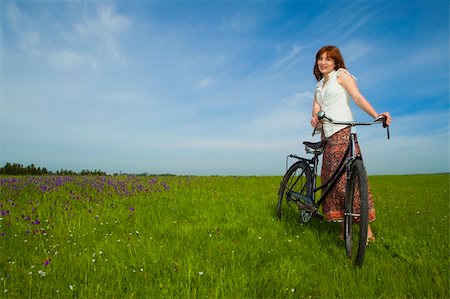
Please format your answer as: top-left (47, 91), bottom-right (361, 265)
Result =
top-left (0, 174), bottom-right (448, 298)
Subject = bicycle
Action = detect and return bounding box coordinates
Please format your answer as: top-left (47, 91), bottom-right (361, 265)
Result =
top-left (277, 111), bottom-right (389, 267)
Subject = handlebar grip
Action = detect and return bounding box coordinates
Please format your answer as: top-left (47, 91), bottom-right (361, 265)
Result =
top-left (379, 117), bottom-right (390, 139)
top-left (312, 124), bottom-right (319, 137)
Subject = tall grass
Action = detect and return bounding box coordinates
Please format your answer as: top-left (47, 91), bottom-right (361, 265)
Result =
top-left (0, 174), bottom-right (448, 298)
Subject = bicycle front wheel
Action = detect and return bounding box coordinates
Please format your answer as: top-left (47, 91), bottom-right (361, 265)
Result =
top-left (277, 161), bottom-right (313, 223)
top-left (344, 159), bottom-right (369, 267)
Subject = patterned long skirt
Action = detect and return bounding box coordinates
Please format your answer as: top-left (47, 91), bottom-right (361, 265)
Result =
top-left (321, 127), bottom-right (376, 222)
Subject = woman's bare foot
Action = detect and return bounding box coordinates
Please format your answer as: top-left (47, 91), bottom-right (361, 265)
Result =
top-left (367, 224), bottom-right (375, 245)
top-left (340, 223), bottom-right (375, 244)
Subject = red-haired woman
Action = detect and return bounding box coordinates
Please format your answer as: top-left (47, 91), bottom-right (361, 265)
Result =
top-left (310, 45), bottom-right (392, 243)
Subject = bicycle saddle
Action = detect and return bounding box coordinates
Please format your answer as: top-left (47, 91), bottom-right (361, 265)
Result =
top-left (303, 140), bottom-right (326, 150)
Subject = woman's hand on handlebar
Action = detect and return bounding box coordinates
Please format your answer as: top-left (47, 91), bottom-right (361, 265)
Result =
top-left (375, 112), bottom-right (391, 139)
top-left (375, 112), bottom-right (392, 126)
top-left (311, 116), bottom-right (322, 128)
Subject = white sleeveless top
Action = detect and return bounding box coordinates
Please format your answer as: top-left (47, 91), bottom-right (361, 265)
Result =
top-left (314, 68), bottom-right (355, 138)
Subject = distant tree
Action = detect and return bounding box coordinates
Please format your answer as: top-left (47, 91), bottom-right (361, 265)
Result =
top-left (80, 169), bottom-right (106, 176)
top-left (56, 169), bottom-right (76, 175)
top-left (0, 162), bottom-right (12, 174)
top-left (0, 162), bottom-right (106, 176)
top-left (0, 162), bottom-right (30, 175)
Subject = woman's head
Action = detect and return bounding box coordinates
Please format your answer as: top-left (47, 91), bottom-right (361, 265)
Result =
top-left (313, 45), bottom-right (346, 81)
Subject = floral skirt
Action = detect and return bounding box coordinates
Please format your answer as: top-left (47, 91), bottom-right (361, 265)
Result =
top-left (321, 127), bottom-right (376, 222)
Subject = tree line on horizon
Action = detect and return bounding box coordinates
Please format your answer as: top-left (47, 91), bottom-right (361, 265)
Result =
top-left (0, 162), bottom-right (106, 176)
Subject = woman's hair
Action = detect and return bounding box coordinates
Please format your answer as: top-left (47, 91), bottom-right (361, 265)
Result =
top-left (313, 45), bottom-right (347, 81)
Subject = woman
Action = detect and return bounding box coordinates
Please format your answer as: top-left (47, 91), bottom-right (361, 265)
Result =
top-left (310, 45), bottom-right (391, 242)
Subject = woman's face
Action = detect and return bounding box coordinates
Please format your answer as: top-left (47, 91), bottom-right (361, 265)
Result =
top-left (317, 52), bottom-right (336, 76)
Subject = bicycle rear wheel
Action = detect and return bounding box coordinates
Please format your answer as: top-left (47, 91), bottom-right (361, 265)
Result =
top-left (277, 161), bottom-right (313, 223)
top-left (344, 159), bottom-right (369, 267)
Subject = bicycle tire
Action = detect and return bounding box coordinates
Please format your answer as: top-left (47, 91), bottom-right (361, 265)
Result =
top-left (277, 161), bottom-right (313, 223)
top-left (344, 159), bottom-right (369, 267)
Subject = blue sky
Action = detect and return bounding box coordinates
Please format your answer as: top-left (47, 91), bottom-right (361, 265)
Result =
top-left (1, 0), bottom-right (448, 175)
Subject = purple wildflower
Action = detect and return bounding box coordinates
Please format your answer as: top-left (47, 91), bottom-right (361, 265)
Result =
top-left (161, 182), bottom-right (170, 190)
top-left (44, 258), bottom-right (51, 267)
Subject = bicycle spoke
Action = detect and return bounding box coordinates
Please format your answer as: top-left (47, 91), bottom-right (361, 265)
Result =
top-left (277, 161), bottom-right (313, 222)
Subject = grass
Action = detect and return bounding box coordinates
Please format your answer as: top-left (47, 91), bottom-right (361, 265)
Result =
top-left (0, 174), bottom-right (448, 298)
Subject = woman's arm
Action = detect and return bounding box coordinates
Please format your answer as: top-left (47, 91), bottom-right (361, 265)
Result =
top-left (337, 71), bottom-right (378, 117)
top-left (338, 71), bottom-right (392, 125)
top-left (311, 93), bottom-right (322, 128)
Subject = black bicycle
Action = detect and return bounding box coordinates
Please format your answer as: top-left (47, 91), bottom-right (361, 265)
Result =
top-left (277, 111), bottom-right (389, 267)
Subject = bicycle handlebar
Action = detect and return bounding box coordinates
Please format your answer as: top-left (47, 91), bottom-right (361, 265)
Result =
top-left (314, 111), bottom-right (390, 139)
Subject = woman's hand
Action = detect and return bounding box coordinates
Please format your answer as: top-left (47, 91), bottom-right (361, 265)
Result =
top-left (311, 116), bottom-right (322, 128)
top-left (377, 112), bottom-right (392, 126)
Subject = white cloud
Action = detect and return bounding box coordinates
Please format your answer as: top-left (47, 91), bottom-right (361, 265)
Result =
top-left (357, 111), bottom-right (449, 174)
top-left (3, 3), bottom-right (129, 70)
top-left (241, 91), bottom-right (313, 138)
top-left (74, 4), bottom-right (129, 63)
top-left (47, 49), bottom-right (90, 69)
top-left (196, 76), bottom-right (215, 89)
top-left (98, 5), bottom-right (129, 32)
top-left (341, 40), bottom-right (374, 65)
top-left (272, 44), bottom-right (304, 72)
top-left (221, 12), bottom-right (261, 33)
top-left (152, 91), bottom-right (315, 154)
top-left (363, 133), bottom-right (449, 175)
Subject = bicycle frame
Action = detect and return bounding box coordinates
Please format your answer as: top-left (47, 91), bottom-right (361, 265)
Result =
top-left (311, 127), bottom-right (359, 208)
top-left (287, 131), bottom-right (354, 211)
top-left (286, 113), bottom-right (388, 212)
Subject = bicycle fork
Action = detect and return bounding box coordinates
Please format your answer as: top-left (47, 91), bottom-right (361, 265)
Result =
top-left (344, 130), bottom-right (360, 218)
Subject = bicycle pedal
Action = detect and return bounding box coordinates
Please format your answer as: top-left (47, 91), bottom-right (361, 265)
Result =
top-left (297, 202), bottom-right (316, 213)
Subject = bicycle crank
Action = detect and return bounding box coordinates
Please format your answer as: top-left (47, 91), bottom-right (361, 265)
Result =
top-left (288, 191), bottom-right (316, 213)
top-left (297, 201), bottom-right (316, 213)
